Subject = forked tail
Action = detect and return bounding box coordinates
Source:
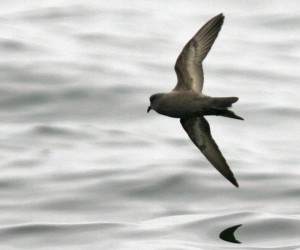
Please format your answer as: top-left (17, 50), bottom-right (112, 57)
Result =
top-left (210, 97), bottom-right (239, 109)
top-left (216, 109), bottom-right (244, 120)
top-left (208, 97), bottom-right (243, 120)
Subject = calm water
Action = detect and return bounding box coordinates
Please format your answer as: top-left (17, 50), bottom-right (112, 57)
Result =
top-left (0, 1), bottom-right (300, 249)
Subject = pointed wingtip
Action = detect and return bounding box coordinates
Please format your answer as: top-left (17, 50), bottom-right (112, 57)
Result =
top-left (213, 13), bottom-right (224, 22)
top-left (218, 13), bottom-right (225, 19)
top-left (226, 173), bottom-right (239, 188)
top-left (231, 178), bottom-right (239, 188)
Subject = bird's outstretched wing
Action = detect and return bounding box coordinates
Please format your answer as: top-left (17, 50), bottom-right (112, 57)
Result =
top-left (180, 116), bottom-right (239, 187)
top-left (174, 13), bottom-right (224, 93)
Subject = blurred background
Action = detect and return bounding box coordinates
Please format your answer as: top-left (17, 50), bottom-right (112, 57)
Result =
top-left (0, 0), bottom-right (299, 249)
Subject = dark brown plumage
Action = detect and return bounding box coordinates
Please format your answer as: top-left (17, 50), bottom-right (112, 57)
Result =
top-left (148, 13), bottom-right (243, 188)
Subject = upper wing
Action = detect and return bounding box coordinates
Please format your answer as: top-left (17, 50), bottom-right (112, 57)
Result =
top-left (180, 116), bottom-right (239, 187)
top-left (174, 13), bottom-right (224, 93)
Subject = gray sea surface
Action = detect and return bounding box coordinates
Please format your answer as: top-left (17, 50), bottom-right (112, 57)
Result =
top-left (0, 1), bottom-right (300, 249)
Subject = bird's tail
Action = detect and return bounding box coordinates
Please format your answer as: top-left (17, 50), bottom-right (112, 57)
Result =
top-left (206, 97), bottom-right (244, 120)
top-left (216, 109), bottom-right (244, 120)
top-left (209, 97), bottom-right (239, 109)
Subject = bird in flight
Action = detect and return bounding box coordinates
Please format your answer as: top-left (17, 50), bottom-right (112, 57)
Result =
top-left (147, 13), bottom-right (243, 188)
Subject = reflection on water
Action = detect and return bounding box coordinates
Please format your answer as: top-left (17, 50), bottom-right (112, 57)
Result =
top-left (0, 0), bottom-right (300, 249)
top-left (219, 224), bottom-right (242, 244)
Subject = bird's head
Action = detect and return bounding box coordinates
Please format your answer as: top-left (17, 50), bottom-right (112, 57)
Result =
top-left (147, 93), bottom-right (165, 113)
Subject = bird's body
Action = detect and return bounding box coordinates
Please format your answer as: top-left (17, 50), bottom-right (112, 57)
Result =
top-left (151, 91), bottom-right (242, 120)
top-left (147, 13), bottom-right (243, 187)
top-left (150, 91), bottom-right (209, 118)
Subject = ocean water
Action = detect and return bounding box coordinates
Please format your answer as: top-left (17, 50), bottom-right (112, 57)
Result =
top-left (0, 1), bottom-right (300, 249)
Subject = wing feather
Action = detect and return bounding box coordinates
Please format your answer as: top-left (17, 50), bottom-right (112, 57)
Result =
top-left (174, 13), bottom-right (224, 93)
top-left (180, 116), bottom-right (239, 187)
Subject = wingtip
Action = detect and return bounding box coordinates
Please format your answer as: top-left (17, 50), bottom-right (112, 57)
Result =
top-left (216, 13), bottom-right (225, 25)
top-left (232, 179), bottom-right (239, 188)
top-left (209, 13), bottom-right (224, 23)
top-left (218, 13), bottom-right (225, 19)
top-left (227, 173), bottom-right (239, 188)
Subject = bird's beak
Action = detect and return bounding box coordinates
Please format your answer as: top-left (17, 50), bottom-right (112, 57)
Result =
top-left (147, 106), bottom-right (152, 113)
